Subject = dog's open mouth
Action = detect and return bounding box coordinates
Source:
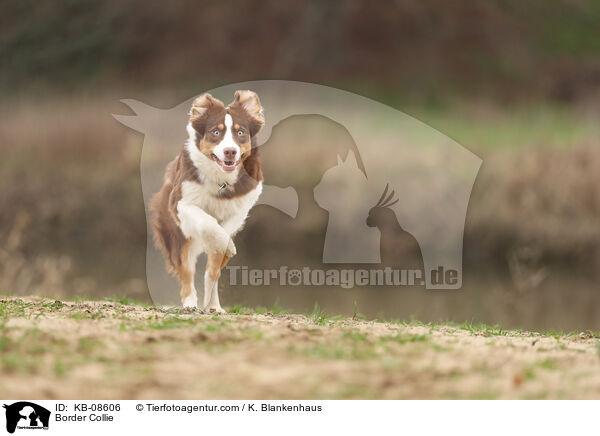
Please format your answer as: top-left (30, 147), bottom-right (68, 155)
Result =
top-left (211, 153), bottom-right (238, 172)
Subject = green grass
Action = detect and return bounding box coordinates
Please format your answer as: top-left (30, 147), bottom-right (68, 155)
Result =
top-left (3, 297), bottom-right (599, 342)
top-left (0, 296), bottom-right (598, 399)
top-left (391, 317), bottom-right (599, 340)
top-left (4, 297), bottom-right (598, 341)
top-left (536, 359), bottom-right (558, 370)
top-left (228, 300), bottom-right (290, 315)
top-left (0, 299), bottom-right (27, 318)
top-left (352, 301), bottom-right (365, 321)
top-left (105, 296), bottom-right (147, 306)
top-left (522, 358), bottom-right (559, 381)
top-left (342, 330), bottom-right (368, 342)
top-left (270, 300), bottom-right (290, 315)
top-left (143, 316), bottom-right (198, 330)
top-left (294, 342), bottom-right (376, 360)
top-left (309, 302), bottom-right (329, 326)
top-left (53, 359), bottom-right (66, 378)
top-left (228, 304), bottom-right (255, 315)
top-left (292, 330), bottom-right (430, 361)
top-left (0, 327), bottom-right (69, 375)
top-left (77, 337), bottom-right (104, 353)
top-left (379, 333), bottom-right (429, 344)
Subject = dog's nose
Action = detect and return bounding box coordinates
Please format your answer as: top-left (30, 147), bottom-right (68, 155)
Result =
top-left (223, 148), bottom-right (237, 160)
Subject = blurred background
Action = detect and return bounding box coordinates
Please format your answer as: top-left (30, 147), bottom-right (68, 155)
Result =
top-left (1, 0), bottom-right (599, 331)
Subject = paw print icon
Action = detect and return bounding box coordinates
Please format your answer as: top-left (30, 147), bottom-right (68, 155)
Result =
top-left (287, 270), bottom-right (302, 286)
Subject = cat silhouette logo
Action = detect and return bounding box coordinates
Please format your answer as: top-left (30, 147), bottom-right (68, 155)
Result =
top-left (3, 402), bottom-right (50, 433)
top-left (114, 80), bottom-right (481, 302)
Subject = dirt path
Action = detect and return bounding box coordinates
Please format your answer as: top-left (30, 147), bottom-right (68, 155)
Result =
top-left (1, 296), bottom-right (599, 399)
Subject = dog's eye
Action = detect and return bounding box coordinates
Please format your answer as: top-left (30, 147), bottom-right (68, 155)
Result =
top-left (213, 130), bottom-right (220, 136)
top-left (237, 130), bottom-right (244, 136)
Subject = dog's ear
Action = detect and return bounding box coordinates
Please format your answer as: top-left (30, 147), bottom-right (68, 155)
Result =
top-left (231, 90), bottom-right (264, 135)
top-left (189, 93), bottom-right (225, 136)
top-left (189, 93), bottom-right (217, 118)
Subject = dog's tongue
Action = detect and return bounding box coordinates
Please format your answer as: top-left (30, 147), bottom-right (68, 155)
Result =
top-left (222, 161), bottom-right (236, 172)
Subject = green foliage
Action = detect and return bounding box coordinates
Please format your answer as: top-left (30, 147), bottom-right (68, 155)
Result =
top-left (105, 296), bottom-right (146, 306)
top-left (310, 302), bottom-right (329, 326)
top-left (352, 301), bottom-right (365, 321)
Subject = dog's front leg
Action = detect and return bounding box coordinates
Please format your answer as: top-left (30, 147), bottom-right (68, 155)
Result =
top-left (177, 203), bottom-right (235, 310)
top-left (177, 202), bottom-right (236, 257)
top-left (203, 253), bottom-right (231, 313)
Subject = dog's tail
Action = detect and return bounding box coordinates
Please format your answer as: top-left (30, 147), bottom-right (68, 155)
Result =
top-left (149, 185), bottom-right (186, 277)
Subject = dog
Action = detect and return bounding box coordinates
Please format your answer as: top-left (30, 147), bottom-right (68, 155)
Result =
top-left (150, 90), bottom-right (264, 312)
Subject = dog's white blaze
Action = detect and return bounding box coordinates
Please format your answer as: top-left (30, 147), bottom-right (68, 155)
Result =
top-left (212, 114), bottom-right (241, 163)
top-left (185, 122), bottom-right (239, 185)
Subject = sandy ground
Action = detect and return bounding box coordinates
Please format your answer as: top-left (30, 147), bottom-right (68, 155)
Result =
top-left (0, 296), bottom-right (599, 399)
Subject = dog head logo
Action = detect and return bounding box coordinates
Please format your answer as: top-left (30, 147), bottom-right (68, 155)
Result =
top-left (114, 80), bottom-right (481, 303)
top-left (3, 402), bottom-right (50, 434)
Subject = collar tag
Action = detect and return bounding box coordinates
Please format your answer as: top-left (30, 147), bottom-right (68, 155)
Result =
top-left (218, 182), bottom-right (229, 191)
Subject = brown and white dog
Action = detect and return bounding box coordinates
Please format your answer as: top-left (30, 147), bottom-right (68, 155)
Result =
top-left (150, 90), bottom-right (264, 312)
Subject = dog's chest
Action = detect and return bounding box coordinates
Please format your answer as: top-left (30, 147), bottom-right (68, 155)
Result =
top-left (180, 180), bottom-right (262, 224)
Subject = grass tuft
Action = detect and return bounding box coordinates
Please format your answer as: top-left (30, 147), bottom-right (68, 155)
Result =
top-left (310, 302), bottom-right (329, 326)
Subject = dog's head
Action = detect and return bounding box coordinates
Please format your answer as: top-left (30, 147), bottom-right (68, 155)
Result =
top-left (187, 90), bottom-right (264, 173)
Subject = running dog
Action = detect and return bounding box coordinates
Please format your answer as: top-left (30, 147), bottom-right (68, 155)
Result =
top-left (150, 90), bottom-right (264, 312)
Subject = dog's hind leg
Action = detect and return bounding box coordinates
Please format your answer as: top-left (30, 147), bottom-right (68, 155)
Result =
top-left (203, 253), bottom-right (230, 313)
top-left (178, 240), bottom-right (198, 308)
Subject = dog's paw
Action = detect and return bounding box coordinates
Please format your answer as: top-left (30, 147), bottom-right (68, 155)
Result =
top-left (225, 238), bottom-right (236, 258)
top-left (208, 232), bottom-right (236, 258)
top-left (205, 306), bottom-right (227, 315)
top-left (182, 294), bottom-right (198, 309)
